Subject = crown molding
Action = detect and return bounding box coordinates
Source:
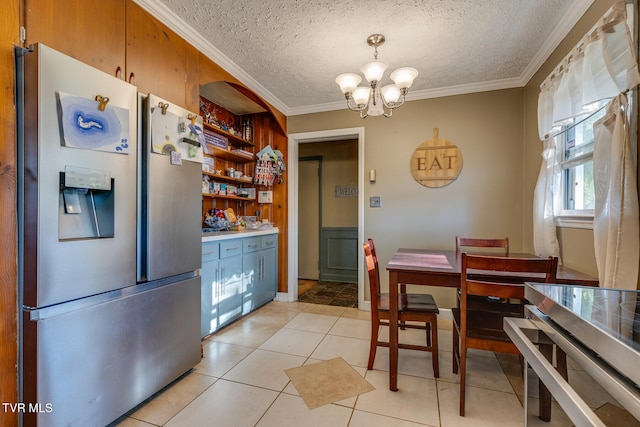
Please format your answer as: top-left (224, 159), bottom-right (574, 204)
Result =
top-left (287, 77), bottom-right (524, 116)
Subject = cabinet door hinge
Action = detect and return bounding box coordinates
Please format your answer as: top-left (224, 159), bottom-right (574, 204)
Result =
top-left (19, 26), bottom-right (26, 44)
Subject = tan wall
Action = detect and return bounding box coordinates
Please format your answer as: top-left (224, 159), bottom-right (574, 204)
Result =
top-left (523, 0), bottom-right (620, 277)
top-left (299, 140), bottom-right (358, 228)
top-left (289, 88), bottom-right (525, 307)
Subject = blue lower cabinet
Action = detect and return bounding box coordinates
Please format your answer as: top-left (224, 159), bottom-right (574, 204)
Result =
top-left (218, 255), bottom-right (243, 328)
top-left (201, 233), bottom-right (278, 337)
top-left (255, 245), bottom-right (277, 307)
top-left (201, 243), bottom-right (220, 337)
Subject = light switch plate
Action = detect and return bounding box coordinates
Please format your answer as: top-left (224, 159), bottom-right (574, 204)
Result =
top-left (370, 196), bottom-right (381, 207)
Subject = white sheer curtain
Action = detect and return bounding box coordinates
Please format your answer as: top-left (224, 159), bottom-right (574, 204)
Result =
top-left (593, 94), bottom-right (639, 289)
top-left (533, 137), bottom-right (561, 259)
top-left (535, 1), bottom-right (640, 287)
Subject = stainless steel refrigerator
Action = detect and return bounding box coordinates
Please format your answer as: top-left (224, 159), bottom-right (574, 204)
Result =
top-left (17, 44), bottom-right (202, 426)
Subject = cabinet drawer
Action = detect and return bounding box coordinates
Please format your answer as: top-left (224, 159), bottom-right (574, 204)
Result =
top-left (201, 242), bottom-right (219, 262)
top-left (243, 237), bottom-right (261, 253)
top-left (261, 235), bottom-right (277, 250)
top-left (220, 240), bottom-right (243, 258)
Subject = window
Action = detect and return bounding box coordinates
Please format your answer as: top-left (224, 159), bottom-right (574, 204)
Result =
top-left (558, 102), bottom-right (607, 216)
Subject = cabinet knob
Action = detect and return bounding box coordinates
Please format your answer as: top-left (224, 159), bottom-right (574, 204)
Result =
top-left (115, 66), bottom-right (122, 80)
top-left (128, 72), bottom-right (137, 86)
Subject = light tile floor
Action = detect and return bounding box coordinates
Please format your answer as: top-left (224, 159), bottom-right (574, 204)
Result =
top-left (112, 301), bottom-right (619, 427)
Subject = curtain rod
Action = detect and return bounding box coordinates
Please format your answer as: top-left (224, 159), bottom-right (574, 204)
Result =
top-left (544, 102), bottom-right (609, 141)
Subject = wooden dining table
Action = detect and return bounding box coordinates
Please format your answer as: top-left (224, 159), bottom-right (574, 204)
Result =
top-left (385, 248), bottom-right (598, 391)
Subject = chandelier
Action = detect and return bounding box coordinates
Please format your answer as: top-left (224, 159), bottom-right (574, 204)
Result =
top-left (335, 34), bottom-right (418, 118)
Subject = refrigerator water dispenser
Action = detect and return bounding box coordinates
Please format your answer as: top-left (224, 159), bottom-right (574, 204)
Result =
top-left (58, 166), bottom-right (115, 240)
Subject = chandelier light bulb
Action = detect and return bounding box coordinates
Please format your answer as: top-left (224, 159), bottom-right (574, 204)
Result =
top-left (381, 84), bottom-right (401, 103)
top-left (360, 60), bottom-right (388, 83)
top-left (335, 73), bottom-right (362, 94)
top-left (352, 86), bottom-right (372, 106)
top-left (390, 67), bottom-right (419, 89)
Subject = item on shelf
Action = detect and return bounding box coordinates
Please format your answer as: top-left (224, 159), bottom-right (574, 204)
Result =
top-left (231, 148), bottom-right (253, 157)
top-left (211, 182), bottom-right (220, 194)
top-left (233, 171), bottom-right (243, 179)
top-left (202, 157), bottom-right (214, 172)
top-left (204, 130), bottom-right (228, 149)
top-left (242, 119), bottom-right (253, 142)
top-left (202, 175), bottom-right (210, 194)
top-left (226, 168), bottom-right (235, 177)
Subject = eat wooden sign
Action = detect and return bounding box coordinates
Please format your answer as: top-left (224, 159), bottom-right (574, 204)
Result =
top-left (410, 128), bottom-right (463, 188)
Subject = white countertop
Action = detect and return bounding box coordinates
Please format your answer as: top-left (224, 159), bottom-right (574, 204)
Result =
top-left (202, 227), bottom-right (279, 242)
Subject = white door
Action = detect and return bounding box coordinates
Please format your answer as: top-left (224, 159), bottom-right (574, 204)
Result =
top-left (298, 158), bottom-right (320, 280)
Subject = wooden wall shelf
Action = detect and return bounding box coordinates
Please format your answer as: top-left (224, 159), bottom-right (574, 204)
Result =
top-left (202, 193), bottom-right (255, 201)
top-left (203, 122), bottom-right (254, 148)
top-left (205, 145), bottom-right (254, 163)
top-left (202, 171), bottom-right (253, 185)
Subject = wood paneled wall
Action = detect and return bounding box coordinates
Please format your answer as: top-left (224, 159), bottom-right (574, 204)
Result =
top-left (2, 0), bottom-right (20, 423)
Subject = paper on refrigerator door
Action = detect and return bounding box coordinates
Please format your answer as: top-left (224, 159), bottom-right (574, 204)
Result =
top-left (150, 106), bottom-right (204, 163)
top-left (58, 91), bottom-right (131, 154)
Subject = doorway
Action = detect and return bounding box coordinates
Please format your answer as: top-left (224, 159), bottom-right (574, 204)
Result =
top-left (287, 127), bottom-right (366, 309)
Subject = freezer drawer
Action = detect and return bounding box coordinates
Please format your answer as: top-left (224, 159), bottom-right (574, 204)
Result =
top-left (22, 276), bottom-right (201, 427)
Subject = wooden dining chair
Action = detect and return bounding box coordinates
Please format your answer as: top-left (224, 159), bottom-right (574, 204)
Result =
top-left (452, 253), bottom-right (558, 416)
top-left (364, 241), bottom-right (440, 377)
top-left (456, 236), bottom-right (509, 254)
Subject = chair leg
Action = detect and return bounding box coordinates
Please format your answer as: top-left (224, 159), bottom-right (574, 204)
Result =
top-left (538, 343), bottom-right (553, 422)
top-left (452, 325), bottom-right (459, 374)
top-left (459, 343), bottom-right (467, 416)
top-left (367, 319), bottom-right (379, 370)
top-left (431, 317), bottom-right (439, 378)
top-left (425, 323), bottom-right (431, 347)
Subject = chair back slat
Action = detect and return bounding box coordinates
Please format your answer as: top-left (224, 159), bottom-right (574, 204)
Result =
top-left (456, 236), bottom-right (509, 255)
top-left (466, 280), bottom-right (525, 299)
top-left (363, 241), bottom-right (381, 310)
top-left (461, 253), bottom-right (558, 299)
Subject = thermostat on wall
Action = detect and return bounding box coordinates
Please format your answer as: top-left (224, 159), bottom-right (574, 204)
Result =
top-left (258, 190), bottom-right (273, 204)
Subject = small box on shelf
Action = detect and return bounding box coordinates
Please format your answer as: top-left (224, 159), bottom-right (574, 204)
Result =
top-left (204, 130), bottom-right (228, 149)
top-left (202, 157), bottom-right (214, 173)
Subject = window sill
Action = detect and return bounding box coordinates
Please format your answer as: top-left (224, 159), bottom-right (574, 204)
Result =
top-left (555, 214), bottom-right (594, 230)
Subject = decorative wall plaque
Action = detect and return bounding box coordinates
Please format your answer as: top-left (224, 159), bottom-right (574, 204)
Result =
top-left (410, 128), bottom-right (463, 188)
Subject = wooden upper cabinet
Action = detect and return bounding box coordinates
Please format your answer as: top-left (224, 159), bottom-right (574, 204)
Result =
top-left (185, 43), bottom-right (200, 113)
top-left (24, 0), bottom-right (126, 77)
top-left (126, 0), bottom-right (190, 108)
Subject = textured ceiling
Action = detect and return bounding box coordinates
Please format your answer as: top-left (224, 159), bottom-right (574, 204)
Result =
top-left (138, 0), bottom-right (593, 116)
